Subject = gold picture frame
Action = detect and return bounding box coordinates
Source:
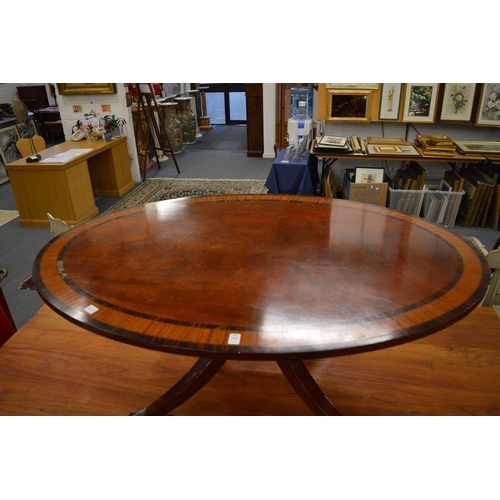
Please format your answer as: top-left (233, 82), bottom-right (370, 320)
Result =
top-left (56, 83), bottom-right (117, 95)
top-left (402, 83), bottom-right (440, 123)
top-left (327, 89), bottom-right (372, 123)
top-left (475, 84), bottom-right (500, 126)
top-left (325, 83), bottom-right (379, 89)
top-left (454, 141), bottom-right (500, 155)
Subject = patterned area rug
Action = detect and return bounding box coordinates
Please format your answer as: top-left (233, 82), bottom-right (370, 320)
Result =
top-left (104, 178), bottom-right (268, 214)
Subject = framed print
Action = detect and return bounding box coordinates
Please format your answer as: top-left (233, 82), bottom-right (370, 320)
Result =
top-left (454, 141), bottom-right (500, 155)
top-left (328, 89), bottom-right (372, 122)
top-left (475, 83), bottom-right (500, 126)
top-left (355, 167), bottom-right (384, 184)
top-left (56, 84), bottom-right (117, 95)
top-left (15, 120), bottom-right (39, 139)
top-left (325, 83), bottom-right (379, 89)
top-left (0, 125), bottom-right (21, 165)
top-left (0, 155), bottom-right (8, 184)
top-left (367, 144), bottom-right (419, 156)
top-left (379, 84), bottom-right (403, 121)
top-left (440, 84), bottom-right (476, 121)
top-left (402, 84), bottom-right (440, 123)
top-left (367, 136), bottom-right (406, 144)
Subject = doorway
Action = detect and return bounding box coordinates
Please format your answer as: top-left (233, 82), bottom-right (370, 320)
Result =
top-left (197, 83), bottom-right (247, 125)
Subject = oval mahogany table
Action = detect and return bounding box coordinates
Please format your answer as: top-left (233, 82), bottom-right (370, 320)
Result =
top-left (33, 195), bottom-right (490, 415)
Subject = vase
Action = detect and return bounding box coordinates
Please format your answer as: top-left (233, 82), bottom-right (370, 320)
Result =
top-left (175, 96), bottom-right (197, 145)
top-left (160, 102), bottom-right (183, 153)
top-left (131, 105), bottom-right (152, 174)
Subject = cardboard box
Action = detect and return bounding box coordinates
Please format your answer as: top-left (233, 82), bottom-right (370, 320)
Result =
top-left (343, 173), bottom-right (388, 207)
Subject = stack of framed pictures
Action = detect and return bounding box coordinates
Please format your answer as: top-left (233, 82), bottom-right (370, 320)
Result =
top-left (314, 135), bottom-right (352, 153)
top-left (458, 164), bottom-right (499, 228)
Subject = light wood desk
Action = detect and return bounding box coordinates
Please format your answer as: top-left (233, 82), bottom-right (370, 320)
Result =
top-left (6, 136), bottom-right (135, 227)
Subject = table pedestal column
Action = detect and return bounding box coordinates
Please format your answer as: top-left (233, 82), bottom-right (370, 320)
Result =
top-left (197, 86), bottom-right (212, 132)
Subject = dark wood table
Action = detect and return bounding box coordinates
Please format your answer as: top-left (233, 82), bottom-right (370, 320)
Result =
top-left (33, 195), bottom-right (490, 415)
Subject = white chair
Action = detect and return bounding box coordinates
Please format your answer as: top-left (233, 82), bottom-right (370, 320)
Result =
top-left (481, 249), bottom-right (500, 307)
top-left (47, 213), bottom-right (72, 239)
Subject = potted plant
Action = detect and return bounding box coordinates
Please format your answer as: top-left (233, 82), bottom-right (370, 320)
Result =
top-left (103, 115), bottom-right (127, 140)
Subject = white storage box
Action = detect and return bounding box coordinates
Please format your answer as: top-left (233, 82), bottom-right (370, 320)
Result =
top-left (422, 181), bottom-right (465, 227)
top-left (388, 186), bottom-right (425, 217)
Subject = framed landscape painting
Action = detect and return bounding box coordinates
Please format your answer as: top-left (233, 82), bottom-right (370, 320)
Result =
top-left (56, 84), bottom-right (117, 95)
top-left (402, 84), bottom-right (440, 123)
top-left (440, 83), bottom-right (476, 121)
top-left (327, 89), bottom-right (372, 122)
top-left (379, 83), bottom-right (403, 120)
top-left (475, 83), bottom-right (500, 126)
top-left (454, 141), bottom-right (500, 155)
top-left (325, 83), bottom-right (379, 89)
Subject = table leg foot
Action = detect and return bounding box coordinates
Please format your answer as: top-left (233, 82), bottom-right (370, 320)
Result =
top-left (133, 357), bottom-right (226, 416)
top-left (277, 359), bottom-right (341, 416)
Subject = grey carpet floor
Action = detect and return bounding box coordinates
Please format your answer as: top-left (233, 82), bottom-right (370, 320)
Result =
top-left (185, 125), bottom-right (247, 151)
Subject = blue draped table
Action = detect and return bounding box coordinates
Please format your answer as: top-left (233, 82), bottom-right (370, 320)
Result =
top-left (265, 149), bottom-right (319, 196)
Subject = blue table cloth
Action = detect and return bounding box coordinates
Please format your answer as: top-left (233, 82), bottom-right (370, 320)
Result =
top-left (265, 149), bottom-right (319, 196)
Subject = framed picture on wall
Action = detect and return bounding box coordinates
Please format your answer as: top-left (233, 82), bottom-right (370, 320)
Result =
top-left (475, 83), bottom-right (500, 126)
top-left (379, 84), bottom-right (403, 120)
top-left (440, 84), bottom-right (477, 121)
top-left (0, 125), bottom-right (21, 165)
top-left (402, 84), bottom-right (440, 123)
top-left (56, 84), bottom-right (117, 95)
top-left (325, 84), bottom-right (379, 89)
top-left (327, 89), bottom-right (372, 122)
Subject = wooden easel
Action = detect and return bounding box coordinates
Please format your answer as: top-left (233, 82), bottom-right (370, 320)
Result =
top-left (134, 84), bottom-right (180, 181)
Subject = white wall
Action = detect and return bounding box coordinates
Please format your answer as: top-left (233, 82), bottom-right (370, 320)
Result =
top-left (55, 85), bottom-right (141, 183)
top-left (0, 83), bottom-right (56, 106)
top-left (263, 83), bottom-right (276, 158)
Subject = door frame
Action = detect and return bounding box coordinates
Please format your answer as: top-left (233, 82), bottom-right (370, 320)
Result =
top-left (194, 83), bottom-right (247, 125)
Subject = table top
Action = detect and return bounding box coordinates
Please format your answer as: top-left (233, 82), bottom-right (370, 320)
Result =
top-left (6, 136), bottom-right (127, 170)
top-left (33, 195), bottom-right (490, 361)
